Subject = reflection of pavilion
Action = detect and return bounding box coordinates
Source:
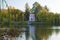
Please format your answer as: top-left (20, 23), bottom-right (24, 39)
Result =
top-left (28, 25), bottom-right (35, 40)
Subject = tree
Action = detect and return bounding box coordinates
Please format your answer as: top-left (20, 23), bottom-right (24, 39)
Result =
top-left (36, 9), bottom-right (48, 22)
top-left (25, 3), bottom-right (30, 21)
top-left (31, 2), bottom-right (42, 14)
top-left (54, 14), bottom-right (60, 25)
top-left (36, 9), bottom-right (54, 25)
top-left (31, 2), bottom-right (43, 21)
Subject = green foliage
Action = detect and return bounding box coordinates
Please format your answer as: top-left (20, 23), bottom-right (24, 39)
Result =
top-left (31, 2), bottom-right (42, 14)
top-left (0, 2), bottom-right (60, 40)
top-left (0, 2), bottom-right (60, 27)
top-left (0, 8), bottom-right (24, 27)
top-left (36, 9), bottom-right (60, 25)
top-left (24, 3), bottom-right (30, 21)
top-left (36, 9), bottom-right (55, 25)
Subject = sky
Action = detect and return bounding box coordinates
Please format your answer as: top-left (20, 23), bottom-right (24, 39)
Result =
top-left (6, 0), bottom-right (60, 13)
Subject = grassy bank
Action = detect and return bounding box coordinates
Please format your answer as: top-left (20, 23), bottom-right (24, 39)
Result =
top-left (0, 21), bottom-right (60, 28)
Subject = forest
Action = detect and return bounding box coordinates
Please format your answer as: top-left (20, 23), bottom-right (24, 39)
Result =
top-left (0, 2), bottom-right (60, 27)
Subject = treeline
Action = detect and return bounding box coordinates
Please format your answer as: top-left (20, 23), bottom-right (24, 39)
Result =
top-left (0, 8), bottom-right (25, 27)
top-left (36, 10), bottom-right (60, 25)
top-left (25, 2), bottom-right (60, 25)
top-left (0, 2), bottom-right (60, 26)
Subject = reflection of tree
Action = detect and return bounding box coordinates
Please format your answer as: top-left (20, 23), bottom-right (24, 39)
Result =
top-left (54, 29), bottom-right (60, 34)
top-left (26, 26), bottom-right (29, 40)
top-left (35, 25), bottom-right (53, 40)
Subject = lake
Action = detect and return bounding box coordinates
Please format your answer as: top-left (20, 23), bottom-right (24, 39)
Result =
top-left (0, 25), bottom-right (60, 40)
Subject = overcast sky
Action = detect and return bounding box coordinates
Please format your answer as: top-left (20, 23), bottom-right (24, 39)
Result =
top-left (6, 0), bottom-right (60, 13)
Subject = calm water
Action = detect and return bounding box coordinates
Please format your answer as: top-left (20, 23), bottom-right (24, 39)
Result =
top-left (0, 25), bottom-right (60, 40)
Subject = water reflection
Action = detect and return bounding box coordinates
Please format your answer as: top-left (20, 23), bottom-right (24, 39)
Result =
top-left (48, 30), bottom-right (60, 40)
top-left (0, 25), bottom-right (60, 40)
top-left (16, 32), bottom-right (26, 40)
top-left (35, 25), bottom-right (60, 40)
top-left (28, 25), bottom-right (36, 40)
